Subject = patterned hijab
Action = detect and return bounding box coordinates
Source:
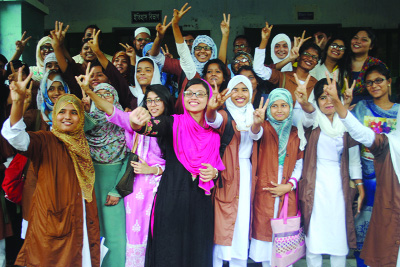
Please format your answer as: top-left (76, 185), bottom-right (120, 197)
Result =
top-left (266, 88), bottom-right (294, 166)
top-left (37, 70), bottom-right (70, 126)
top-left (225, 75), bottom-right (254, 131)
top-left (270, 34), bottom-right (293, 72)
top-left (191, 35), bottom-right (218, 74)
top-left (86, 83), bottom-right (127, 163)
top-left (51, 94), bottom-right (95, 202)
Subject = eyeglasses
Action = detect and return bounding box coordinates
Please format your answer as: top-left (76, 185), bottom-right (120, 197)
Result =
top-left (194, 45), bottom-right (212, 51)
top-left (365, 78), bottom-right (386, 87)
top-left (233, 58), bottom-right (249, 64)
top-left (185, 39), bottom-right (194, 44)
top-left (183, 90), bottom-right (208, 98)
top-left (302, 52), bottom-right (319, 61)
top-left (96, 92), bottom-right (114, 99)
top-left (330, 43), bottom-right (346, 51)
top-left (40, 46), bottom-right (54, 52)
top-left (234, 44), bottom-right (248, 49)
top-left (146, 97), bottom-right (162, 105)
top-left (136, 38), bottom-right (151, 42)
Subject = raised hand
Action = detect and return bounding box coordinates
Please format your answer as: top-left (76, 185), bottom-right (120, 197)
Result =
top-left (289, 31), bottom-right (311, 61)
top-left (207, 81), bottom-right (232, 111)
top-left (129, 107), bottom-right (151, 128)
top-left (156, 15), bottom-right (172, 39)
top-left (15, 31), bottom-right (32, 52)
top-left (261, 21), bottom-right (273, 40)
top-left (161, 44), bottom-right (173, 58)
top-left (293, 73), bottom-right (311, 105)
top-left (324, 71), bottom-right (340, 101)
top-left (88, 29), bottom-right (101, 53)
top-left (343, 77), bottom-right (355, 107)
top-left (9, 67), bottom-right (33, 102)
top-left (314, 34), bottom-right (324, 48)
top-left (75, 62), bottom-right (93, 94)
top-left (220, 13), bottom-right (230, 36)
top-left (52, 21), bottom-right (70, 47)
top-left (253, 97), bottom-right (269, 125)
top-left (172, 3), bottom-right (191, 25)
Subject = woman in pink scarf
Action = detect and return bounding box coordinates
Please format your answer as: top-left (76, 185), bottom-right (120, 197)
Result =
top-left (129, 78), bottom-right (225, 267)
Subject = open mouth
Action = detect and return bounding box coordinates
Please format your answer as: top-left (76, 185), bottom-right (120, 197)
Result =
top-left (188, 100), bottom-right (200, 107)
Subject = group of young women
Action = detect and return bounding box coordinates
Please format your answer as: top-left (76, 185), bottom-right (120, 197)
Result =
top-left (0, 3), bottom-right (399, 267)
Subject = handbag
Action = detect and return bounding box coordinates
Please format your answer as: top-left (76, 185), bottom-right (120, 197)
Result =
top-left (270, 189), bottom-right (306, 267)
top-left (2, 154), bottom-right (30, 205)
top-left (116, 133), bottom-right (139, 198)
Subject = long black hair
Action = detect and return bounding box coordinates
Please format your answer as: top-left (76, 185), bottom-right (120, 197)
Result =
top-left (142, 84), bottom-right (174, 158)
top-left (202, 59), bottom-right (229, 92)
top-left (313, 78), bottom-right (342, 108)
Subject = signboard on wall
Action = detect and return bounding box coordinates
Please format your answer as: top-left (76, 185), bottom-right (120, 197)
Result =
top-left (131, 11), bottom-right (162, 24)
top-left (297, 12), bottom-right (314, 20)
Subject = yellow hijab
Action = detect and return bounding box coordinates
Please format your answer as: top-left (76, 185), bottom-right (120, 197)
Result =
top-left (51, 94), bottom-right (95, 202)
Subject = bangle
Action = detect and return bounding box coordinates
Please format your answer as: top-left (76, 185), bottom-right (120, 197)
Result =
top-left (288, 181), bottom-right (295, 191)
top-left (155, 166), bottom-right (160, 176)
top-left (355, 182), bottom-right (363, 186)
top-left (214, 168), bottom-right (218, 179)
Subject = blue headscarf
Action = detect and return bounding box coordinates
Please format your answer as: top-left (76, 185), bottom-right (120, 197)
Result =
top-left (191, 35), bottom-right (218, 74)
top-left (38, 70), bottom-right (70, 125)
top-left (266, 88), bottom-right (293, 166)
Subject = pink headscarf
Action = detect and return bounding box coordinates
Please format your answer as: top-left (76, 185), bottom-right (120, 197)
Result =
top-left (172, 80), bottom-right (225, 195)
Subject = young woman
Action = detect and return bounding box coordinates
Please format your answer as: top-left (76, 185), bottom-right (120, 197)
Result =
top-left (229, 51), bottom-right (253, 76)
top-left (80, 81), bottom-right (127, 267)
top-left (351, 64), bottom-right (398, 267)
top-left (349, 29), bottom-right (388, 103)
top-left (270, 33), bottom-right (292, 72)
top-left (82, 81), bottom-right (174, 267)
top-left (295, 75), bottom-right (364, 266)
top-left (249, 88), bottom-right (304, 266)
top-left (149, 4), bottom-right (230, 113)
top-left (310, 37), bottom-right (349, 88)
top-left (127, 78), bottom-right (224, 266)
top-left (2, 70), bottom-right (100, 266)
top-left (202, 58), bottom-right (230, 92)
top-left (205, 75), bottom-right (262, 266)
top-left (326, 79), bottom-right (400, 267)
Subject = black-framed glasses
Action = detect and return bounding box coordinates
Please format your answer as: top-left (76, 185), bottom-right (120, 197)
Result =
top-left (234, 44), bottom-right (248, 49)
top-left (233, 58), bottom-right (249, 64)
top-left (136, 38), bottom-right (151, 42)
top-left (330, 43), bottom-right (346, 51)
top-left (183, 90), bottom-right (208, 98)
top-left (185, 39), bottom-right (194, 44)
top-left (365, 78), bottom-right (386, 87)
top-left (96, 92), bottom-right (114, 99)
top-left (194, 45), bottom-right (212, 51)
top-left (40, 46), bottom-right (54, 52)
top-left (302, 52), bottom-right (319, 61)
top-left (145, 97), bottom-right (162, 106)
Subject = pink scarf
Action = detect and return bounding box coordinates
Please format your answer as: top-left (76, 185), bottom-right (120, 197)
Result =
top-left (172, 81), bottom-right (225, 195)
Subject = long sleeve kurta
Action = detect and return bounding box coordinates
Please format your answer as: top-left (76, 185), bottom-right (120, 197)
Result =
top-left (2, 119), bottom-right (100, 267)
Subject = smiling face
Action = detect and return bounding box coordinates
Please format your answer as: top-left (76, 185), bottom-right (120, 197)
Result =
top-left (47, 81), bottom-right (66, 104)
top-left (205, 63), bottom-right (224, 86)
top-left (89, 66), bottom-right (109, 88)
top-left (351, 31), bottom-right (372, 55)
top-left (231, 82), bottom-right (250, 107)
top-left (299, 48), bottom-right (319, 72)
top-left (274, 41), bottom-right (289, 59)
top-left (270, 99), bottom-right (290, 121)
top-left (317, 92), bottom-right (336, 119)
top-left (327, 39), bottom-right (345, 61)
top-left (113, 56), bottom-right (128, 74)
top-left (134, 32), bottom-right (151, 51)
top-left (194, 42), bottom-right (212, 63)
top-left (96, 89), bottom-right (115, 104)
top-left (146, 91), bottom-right (165, 117)
top-left (184, 84), bottom-right (208, 114)
top-left (136, 60), bottom-right (154, 90)
top-left (80, 43), bottom-right (96, 62)
top-left (55, 103), bottom-right (80, 132)
top-left (233, 38), bottom-right (251, 54)
top-left (365, 71), bottom-right (391, 100)
top-left (232, 55), bottom-right (250, 73)
top-left (40, 43), bottom-right (53, 60)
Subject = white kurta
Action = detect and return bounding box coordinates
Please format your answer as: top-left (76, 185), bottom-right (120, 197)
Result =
top-left (306, 132), bottom-right (348, 256)
top-left (309, 63), bottom-right (339, 81)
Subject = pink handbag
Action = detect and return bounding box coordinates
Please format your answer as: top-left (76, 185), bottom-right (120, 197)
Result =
top-left (270, 190), bottom-right (306, 267)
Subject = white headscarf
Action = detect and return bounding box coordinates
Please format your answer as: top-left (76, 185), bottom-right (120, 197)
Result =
top-left (131, 57), bottom-right (161, 106)
top-left (225, 75), bottom-right (254, 131)
top-left (36, 36), bottom-right (52, 70)
top-left (270, 34), bottom-right (292, 72)
top-left (386, 106), bottom-right (400, 182)
top-left (42, 52), bottom-right (58, 74)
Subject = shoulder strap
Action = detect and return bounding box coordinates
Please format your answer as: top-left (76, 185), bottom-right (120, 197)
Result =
top-left (132, 133), bottom-right (140, 153)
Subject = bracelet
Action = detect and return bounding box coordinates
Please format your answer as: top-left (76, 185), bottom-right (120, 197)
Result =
top-left (288, 181), bottom-right (295, 191)
top-left (155, 166), bottom-right (160, 176)
top-left (214, 168), bottom-right (218, 179)
top-left (355, 182), bottom-right (363, 186)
